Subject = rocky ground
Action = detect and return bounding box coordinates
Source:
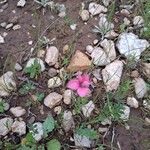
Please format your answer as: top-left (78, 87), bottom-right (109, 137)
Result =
top-left (0, 0), bottom-right (150, 150)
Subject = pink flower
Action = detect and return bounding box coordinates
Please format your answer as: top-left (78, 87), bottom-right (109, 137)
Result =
top-left (67, 74), bottom-right (91, 97)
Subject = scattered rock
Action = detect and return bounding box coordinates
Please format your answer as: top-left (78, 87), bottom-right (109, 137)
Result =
top-left (145, 117), bottom-right (150, 126)
top-left (120, 105), bottom-right (130, 121)
top-left (102, 60), bottom-right (123, 91)
top-left (45, 46), bottom-right (59, 66)
top-left (12, 24), bottom-right (21, 30)
top-left (92, 69), bottom-right (102, 80)
top-left (127, 97), bottom-right (139, 108)
top-left (101, 118), bottom-right (112, 125)
top-left (82, 101), bottom-right (95, 117)
top-left (37, 49), bottom-right (45, 58)
top-left (15, 63), bottom-right (22, 71)
top-left (17, 0), bottom-right (26, 7)
top-left (10, 107), bottom-right (26, 117)
top-left (44, 92), bottom-right (63, 108)
top-left (74, 134), bottom-right (93, 148)
top-left (54, 106), bottom-right (62, 114)
top-left (63, 90), bottom-right (72, 105)
top-left (0, 71), bottom-right (16, 96)
top-left (0, 117), bottom-right (13, 136)
top-left (0, 22), bottom-right (7, 28)
top-left (89, 2), bottom-right (107, 16)
top-left (130, 70), bottom-right (139, 78)
top-left (80, 10), bottom-right (89, 21)
top-left (63, 44), bottom-right (69, 54)
top-left (133, 16), bottom-right (144, 26)
top-left (134, 78), bottom-right (147, 98)
top-left (123, 17), bottom-right (130, 26)
top-left (28, 116), bottom-right (35, 124)
top-left (0, 35), bottom-right (4, 43)
top-left (105, 30), bottom-right (119, 39)
top-left (5, 23), bottom-right (13, 29)
top-left (93, 39), bottom-right (99, 45)
top-left (116, 33), bottom-right (149, 60)
top-left (11, 120), bottom-right (26, 135)
top-left (67, 50), bottom-right (91, 72)
top-left (26, 58), bottom-right (45, 72)
top-left (143, 100), bottom-right (150, 110)
top-left (142, 63), bottom-right (150, 79)
top-left (86, 45), bottom-right (94, 54)
top-left (30, 122), bottom-right (43, 141)
top-left (62, 110), bottom-right (75, 132)
top-left (48, 77), bottom-right (62, 88)
top-left (70, 24), bottom-right (77, 30)
top-left (120, 9), bottom-right (130, 16)
top-left (102, 0), bottom-right (111, 6)
top-left (48, 68), bottom-right (57, 77)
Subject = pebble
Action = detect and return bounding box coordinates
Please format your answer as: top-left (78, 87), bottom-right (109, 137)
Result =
top-left (133, 16), bottom-right (144, 26)
top-left (54, 106), bottom-right (62, 114)
top-left (93, 39), bottom-right (99, 45)
top-left (98, 127), bottom-right (108, 133)
top-left (0, 35), bottom-right (5, 44)
top-left (15, 63), bottom-right (22, 71)
top-left (48, 77), bottom-right (62, 88)
top-left (123, 17), bottom-right (130, 26)
top-left (120, 105), bottom-right (130, 121)
top-left (48, 68), bottom-right (57, 77)
top-left (80, 9), bottom-right (90, 21)
top-left (102, 0), bottom-right (111, 6)
top-left (130, 70), bottom-right (139, 78)
top-left (86, 45), bottom-right (94, 53)
top-left (145, 118), bottom-right (150, 126)
top-left (70, 24), bottom-right (77, 30)
top-left (10, 106), bottom-right (26, 117)
top-left (143, 100), bottom-right (150, 110)
top-left (37, 49), bottom-right (45, 58)
top-left (63, 89), bottom-right (72, 105)
top-left (5, 23), bottom-right (13, 29)
top-left (101, 118), bottom-right (112, 125)
top-left (63, 44), bottom-right (69, 54)
top-left (17, 0), bottom-right (26, 7)
top-left (127, 97), bottom-right (139, 108)
top-left (12, 24), bottom-right (21, 30)
top-left (92, 69), bottom-right (102, 80)
top-left (142, 63), bottom-right (150, 79)
top-left (0, 22), bottom-right (7, 28)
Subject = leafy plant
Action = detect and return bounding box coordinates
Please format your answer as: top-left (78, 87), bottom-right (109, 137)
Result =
top-left (35, 93), bottom-right (45, 102)
top-left (46, 139), bottom-right (61, 150)
top-left (43, 115), bottom-right (55, 137)
top-left (76, 127), bottom-right (98, 140)
top-left (0, 99), bottom-right (5, 113)
top-left (34, 0), bottom-right (51, 7)
top-left (19, 82), bottom-right (36, 95)
top-left (24, 59), bottom-right (41, 79)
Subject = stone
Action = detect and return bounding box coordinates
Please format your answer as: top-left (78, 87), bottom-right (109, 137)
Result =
top-left (54, 106), bottom-right (62, 114)
top-left (102, 0), bottom-right (111, 6)
top-left (12, 24), bottom-right (21, 30)
top-left (82, 101), bottom-right (95, 117)
top-left (0, 22), bottom-right (7, 28)
top-left (44, 92), bottom-right (63, 108)
top-left (62, 110), bottom-right (75, 132)
top-left (98, 127), bottom-right (108, 133)
top-left (133, 16), bottom-right (144, 26)
top-left (93, 39), bottom-right (99, 45)
top-left (11, 120), bottom-right (26, 135)
top-left (120, 9), bottom-right (130, 15)
top-left (92, 69), bottom-right (102, 80)
top-left (63, 44), bottom-right (69, 54)
top-left (0, 71), bottom-right (16, 96)
top-left (67, 50), bottom-right (91, 72)
top-left (80, 10), bottom-right (90, 21)
top-left (0, 35), bottom-right (4, 43)
top-left (30, 122), bottom-right (43, 141)
top-left (104, 30), bottom-right (119, 39)
top-left (100, 39), bottom-right (116, 61)
top-left (5, 23), bottom-right (13, 29)
top-left (63, 89), bottom-right (72, 105)
top-left (37, 49), bottom-right (45, 58)
top-left (0, 117), bottom-right (13, 136)
top-left (74, 134), bottom-right (93, 148)
top-left (91, 47), bottom-right (110, 66)
top-left (116, 33), bottom-right (149, 60)
top-left (45, 46), bottom-right (59, 66)
top-left (134, 78), bottom-right (147, 98)
top-left (142, 63), bottom-right (150, 79)
top-left (86, 45), bottom-right (94, 53)
top-left (127, 97), bottom-right (139, 108)
top-left (130, 70), bottom-right (139, 78)
top-left (89, 2), bottom-right (107, 16)
top-left (17, 0), bottom-right (26, 7)
top-left (48, 68), bottom-right (57, 77)
top-left (145, 118), bottom-right (150, 126)
top-left (120, 105), bottom-right (130, 121)
top-left (26, 58), bottom-right (45, 72)
top-left (123, 17), bottom-right (130, 26)
top-left (102, 60), bottom-right (123, 91)
top-left (10, 107), bottom-right (26, 117)
top-left (15, 63), bottom-right (22, 71)
top-left (101, 118), bottom-right (112, 125)
top-left (70, 24), bottom-right (77, 30)
top-left (48, 77), bottom-right (62, 88)
top-left (143, 100), bottom-right (150, 110)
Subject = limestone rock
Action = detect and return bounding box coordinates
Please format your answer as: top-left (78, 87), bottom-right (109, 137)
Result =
top-left (142, 63), bottom-right (150, 79)
top-left (0, 35), bottom-right (4, 43)
top-left (127, 97), bottom-right (139, 108)
top-left (10, 107), bottom-right (26, 117)
top-left (63, 89), bottom-right (72, 105)
top-left (80, 10), bottom-right (90, 21)
top-left (17, 0), bottom-right (26, 7)
top-left (133, 16), bottom-right (144, 26)
top-left (48, 77), bottom-right (62, 88)
top-left (120, 105), bottom-right (130, 121)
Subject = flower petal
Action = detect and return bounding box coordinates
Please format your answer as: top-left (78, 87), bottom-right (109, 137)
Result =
top-left (78, 74), bottom-right (90, 87)
top-left (67, 79), bottom-right (79, 90)
top-left (77, 87), bottom-right (91, 97)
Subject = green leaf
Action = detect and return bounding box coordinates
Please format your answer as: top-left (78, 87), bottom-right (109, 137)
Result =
top-left (46, 139), bottom-right (61, 150)
top-left (43, 115), bottom-right (55, 137)
top-left (0, 100), bottom-right (5, 113)
top-left (36, 93), bottom-right (45, 102)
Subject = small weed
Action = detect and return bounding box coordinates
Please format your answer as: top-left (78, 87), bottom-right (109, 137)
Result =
top-left (64, 16), bottom-right (74, 26)
top-left (0, 99), bottom-right (5, 113)
top-left (35, 92), bottom-right (45, 102)
top-left (34, 0), bottom-right (51, 7)
top-left (24, 58), bottom-right (41, 79)
top-left (107, 1), bottom-right (115, 22)
top-left (19, 82), bottom-right (36, 95)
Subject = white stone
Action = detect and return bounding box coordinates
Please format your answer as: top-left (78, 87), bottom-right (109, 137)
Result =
top-left (133, 16), bottom-right (144, 26)
top-left (120, 105), bottom-right (130, 121)
top-left (48, 77), bottom-right (62, 88)
top-left (13, 24), bottom-right (21, 30)
top-left (44, 92), bottom-right (63, 108)
top-left (102, 0), bottom-right (111, 6)
top-left (80, 10), bottom-right (90, 21)
top-left (104, 30), bottom-right (119, 39)
top-left (93, 39), bottom-right (99, 45)
top-left (17, 0), bottom-right (26, 7)
top-left (15, 63), bottom-right (22, 71)
top-left (30, 122), bottom-right (43, 141)
top-left (10, 107), bottom-right (26, 117)
top-left (0, 117), bottom-right (13, 136)
top-left (101, 118), bottom-right (112, 125)
top-left (45, 46), bottom-right (59, 66)
top-left (86, 45), bottom-right (94, 53)
top-left (143, 63), bottom-right (150, 79)
top-left (11, 120), bottom-right (26, 135)
top-left (100, 39), bottom-right (116, 61)
top-left (89, 2), bottom-right (107, 16)
top-left (134, 78), bottom-right (147, 98)
top-left (74, 134), bottom-right (93, 148)
top-left (123, 17), bottom-right (130, 26)
top-left (26, 58), bottom-right (45, 71)
top-left (120, 9), bottom-right (130, 15)
top-left (0, 71), bottom-right (16, 96)
top-left (63, 90), bottom-right (72, 105)
top-left (127, 97), bottom-right (139, 108)
top-left (0, 35), bottom-right (4, 43)
top-left (116, 33), bottom-right (149, 60)
top-left (102, 60), bottom-right (123, 91)
top-left (62, 110), bottom-right (75, 132)
top-left (70, 24), bottom-right (77, 30)
top-left (54, 106), bottom-right (62, 114)
top-left (82, 101), bottom-right (95, 117)
top-left (91, 47), bottom-right (110, 66)
top-left (143, 100), bottom-right (150, 110)
top-left (6, 23), bottom-right (13, 29)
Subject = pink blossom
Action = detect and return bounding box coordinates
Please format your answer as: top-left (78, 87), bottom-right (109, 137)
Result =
top-left (67, 74), bottom-right (91, 97)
